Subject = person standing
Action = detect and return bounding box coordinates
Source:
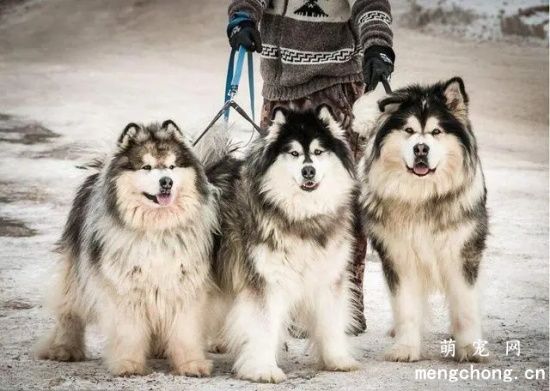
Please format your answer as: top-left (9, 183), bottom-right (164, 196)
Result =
top-left (227, 0), bottom-right (395, 333)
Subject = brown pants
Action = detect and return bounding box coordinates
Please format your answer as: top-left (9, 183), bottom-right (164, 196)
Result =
top-left (260, 82), bottom-right (368, 334)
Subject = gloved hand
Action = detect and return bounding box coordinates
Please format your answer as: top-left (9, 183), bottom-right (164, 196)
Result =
top-left (227, 12), bottom-right (262, 53)
top-left (363, 46), bottom-right (395, 92)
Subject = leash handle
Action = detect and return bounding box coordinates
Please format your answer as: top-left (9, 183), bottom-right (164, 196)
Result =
top-left (364, 75), bottom-right (392, 94)
top-left (381, 76), bottom-right (392, 94)
top-left (224, 46), bottom-right (255, 121)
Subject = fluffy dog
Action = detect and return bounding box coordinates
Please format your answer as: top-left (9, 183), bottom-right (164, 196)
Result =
top-left (36, 121), bottom-right (217, 376)
top-left (207, 107), bottom-right (360, 382)
top-left (356, 77), bottom-right (488, 362)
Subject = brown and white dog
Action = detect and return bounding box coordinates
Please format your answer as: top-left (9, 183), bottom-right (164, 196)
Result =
top-left (36, 121), bottom-right (217, 376)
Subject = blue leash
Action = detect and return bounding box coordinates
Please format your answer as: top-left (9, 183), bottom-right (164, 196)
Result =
top-left (224, 46), bottom-right (255, 121)
top-left (193, 46), bottom-right (261, 146)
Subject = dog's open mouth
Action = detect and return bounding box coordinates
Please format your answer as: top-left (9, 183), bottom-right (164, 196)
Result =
top-left (143, 191), bottom-right (172, 206)
top-left (408, 161), bottom-right (435, 177)
top-left (300, 181), bottom-right (319, 192)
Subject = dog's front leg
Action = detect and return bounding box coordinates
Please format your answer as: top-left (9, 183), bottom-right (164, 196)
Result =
top-left (103, 305), bottom-right (151, 376)
top-left (226, 288), bottom-right (288, 383)
top-left (443, 254), bottom-right (486, 362)
top-left (384, 264), bottom-right (423, 362)
top-left (167, 298), bottom-right (212, 377)
top-left (311, 272), bottom-right (359, 371)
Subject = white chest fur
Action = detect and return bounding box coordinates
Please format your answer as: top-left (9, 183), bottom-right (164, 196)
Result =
top-left (251, 231), bottom-right (352, 299)
top-left (89, 223), bottom-right (212, 311)
top-left (372, 217), bottom-right (476, 291)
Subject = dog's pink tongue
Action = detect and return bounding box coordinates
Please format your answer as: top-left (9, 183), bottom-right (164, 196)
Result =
top-left (156, 193), bottom-right (172, 206)
top-left (413, 164), bottom-right (430, 176)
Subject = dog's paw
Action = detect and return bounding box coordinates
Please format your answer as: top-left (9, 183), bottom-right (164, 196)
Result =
top-left (456, 343), bottom-right (490, 363)
top-left (322, 355), bottom-right (360, 372)
top-left (236, 364), bottom-right (287, 383)
top-left (172, 359), bottom-right (213, 377)
top-left (384, 344), bottom-right (421, 362)
top-left (109, 360), bottom-right (152, 377)
top-left (36, 344), bottom-right (85, 362)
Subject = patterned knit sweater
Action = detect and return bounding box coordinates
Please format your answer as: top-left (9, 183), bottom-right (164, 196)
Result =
top-left (229, 0), bottom-right (393, 101)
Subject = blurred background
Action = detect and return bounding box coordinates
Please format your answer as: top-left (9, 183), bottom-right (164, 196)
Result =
top-left (0, 1), bottom-right (548, 390)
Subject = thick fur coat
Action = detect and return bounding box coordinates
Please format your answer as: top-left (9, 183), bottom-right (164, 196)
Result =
top-left (36, 121), bottom-right (218, 377)
top-left (355, 77), bottom-right (488, 362)
top-left (207, 107), bottom-right (360, 383)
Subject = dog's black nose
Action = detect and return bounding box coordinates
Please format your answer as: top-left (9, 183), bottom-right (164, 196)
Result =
top-left (413, 143), bottom-right (430, 157)
top-left (301, 165), bottom-right (316, 180)
top-left (159, 176), bottom-right (173, 189)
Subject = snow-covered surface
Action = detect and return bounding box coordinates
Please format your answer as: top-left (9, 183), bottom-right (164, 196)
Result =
top-left (0, 0), bottom-right (548, 390)
top-left (400, 0), bottom-right (549, 42)
top-left (411, 0), bottom-right (547, 16)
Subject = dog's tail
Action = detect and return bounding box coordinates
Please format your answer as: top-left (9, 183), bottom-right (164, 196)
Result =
top-left (75, 156), bottom-right (105, 171)
top-left (352, 88), bottom-right (388, 139)
top-left (192, 123), bottom-right (245, 195)
top-left (193, 123), bottom-right (240, 171)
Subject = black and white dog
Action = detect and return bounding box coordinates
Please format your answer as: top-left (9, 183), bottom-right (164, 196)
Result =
top-left (207, 107), bottom-right (360, 382)
top-left (36, 121), bottom-right (217, 376)
top-left (355, 77), bottom-right (488, 362)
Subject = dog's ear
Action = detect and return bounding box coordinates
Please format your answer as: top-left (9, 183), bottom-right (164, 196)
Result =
top-left (378, 94), bottom-right (406, 113)
top-left (317, 104), bottom-right (346, 139)
top-left (162, 119), bottom-right (181, 133)
top-left (265, 107), bottom-right (287, 143)
top-left (271, 107), bottom-right (287, 126)
top-left (162, 119), bottom-right (188, 143)
top-left (443, 77), bottom-right (469, 118)
top-left (118, 123), bottom-right (140, 148)
top-left (162, 119), bottom-right (184, 137)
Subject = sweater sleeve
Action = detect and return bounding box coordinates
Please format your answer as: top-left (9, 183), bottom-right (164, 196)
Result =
top-left (228, 0), bottom-right (267, 24)
top-left (349, 0), bottom-right (393, 51)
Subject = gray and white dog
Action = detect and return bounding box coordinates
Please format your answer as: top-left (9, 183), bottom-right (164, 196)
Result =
top-left (355, 77), bottom-right (488, 362)
top-left (206, 107), bottom-right (360, 383)
top-left (36, 121), bottom-right (217, 376)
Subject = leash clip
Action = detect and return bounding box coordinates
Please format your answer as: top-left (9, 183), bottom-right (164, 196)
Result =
top-left (192, 46), bottom-right (261, 147)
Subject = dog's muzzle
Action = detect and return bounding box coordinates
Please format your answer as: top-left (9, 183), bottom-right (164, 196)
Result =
top-left (143, 176), bottom-right (174, 206)
top-left (300, 165), bottom-right (319, 191)
top-left (409, 143), bottom-right (434, 177)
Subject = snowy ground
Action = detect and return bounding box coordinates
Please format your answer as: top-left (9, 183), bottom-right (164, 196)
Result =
top-left (399, 0), bottom-right (549, 42)
top-left (0, 0), bottom-right (548, 390)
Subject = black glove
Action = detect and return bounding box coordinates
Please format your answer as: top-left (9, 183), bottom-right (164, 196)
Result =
top-left (363, 46), bottom-right (395, 92)
top-left (228, 20), bottom-right (262, 53)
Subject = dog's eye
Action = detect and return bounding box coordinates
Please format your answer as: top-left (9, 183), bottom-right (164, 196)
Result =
top-left (432, 128), bottom-right (441, 136)
top-left (142, 165), bottom-right (152, 170)
top-left (313, 149), bottom-right (324, 156)
top-left (289, 151), bottom-right (299, 157)
top-left (404, 127), bottom-right (414, 134)
top-left (169, 165), bottom-right (175, 170)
